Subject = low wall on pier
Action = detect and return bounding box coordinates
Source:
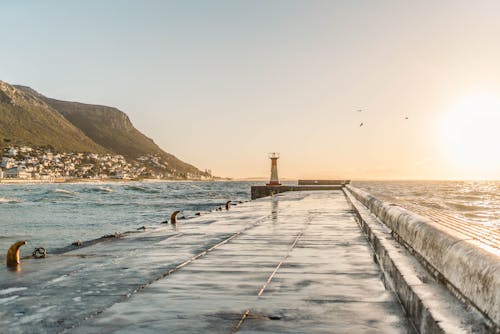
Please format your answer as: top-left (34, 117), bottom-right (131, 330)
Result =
top-left (251, 185), bottom-right (343, 200)
top-left (346, 185), bottom-right (500, 328)
top-left (298, 179), bottom-right (351, 185)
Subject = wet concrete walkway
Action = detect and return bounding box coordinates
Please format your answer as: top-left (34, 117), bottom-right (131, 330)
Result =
top-left (74, 191), bottom-right (412, 333)
top-left (1, 191), bottom-right (413, 333)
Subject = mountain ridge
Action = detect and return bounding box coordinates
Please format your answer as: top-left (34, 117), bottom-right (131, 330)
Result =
top-left (0, 81), bottom-right (106, 154)
top-left (0, 80), bottom-right (209, 179)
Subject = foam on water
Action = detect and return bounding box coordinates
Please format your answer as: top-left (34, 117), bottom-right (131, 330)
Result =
top-left (0, 287), bottom-right (28, 295)
top-left (0, 197), bottom-right (22, 204)
top-left (484, 218), bottom-right (500, 227)
top-left (0, 296), bottom-right (19, 305)
top-left (81, 186), bottom-right (113, 193)
top-left (49, 275), bottom-right (69, 284)
top-left (54, 189), bottom-right (78, 196)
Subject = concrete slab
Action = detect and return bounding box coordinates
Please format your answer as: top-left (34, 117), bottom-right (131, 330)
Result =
top-left (0, 191), bottom-right (414, 333)
top-left (72, 191), bottom-right (413, 333)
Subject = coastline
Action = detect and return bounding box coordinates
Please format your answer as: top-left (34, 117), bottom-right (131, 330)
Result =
top-left (0, 177), bottom-right (226, 185)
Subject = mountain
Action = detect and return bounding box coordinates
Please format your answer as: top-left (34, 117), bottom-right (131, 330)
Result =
top-left (0, 81), bottom-right (105, 153)
top-left (0, 80), bottom-right (209, 179)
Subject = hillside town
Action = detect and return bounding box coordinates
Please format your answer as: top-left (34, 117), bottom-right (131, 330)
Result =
top-left (0, 145), bottom-right (212, 181)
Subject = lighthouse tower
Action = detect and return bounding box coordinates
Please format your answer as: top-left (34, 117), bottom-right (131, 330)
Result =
top-left (266, 152), bottom-right (281, 186)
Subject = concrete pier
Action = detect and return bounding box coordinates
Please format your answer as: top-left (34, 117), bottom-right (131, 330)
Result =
top-left (346, 185), bottom-right (499, 332)
top-left (251, 180), bottom-right (350, 199)
top-left (73, 191), bottom-right (411, 333)
top-left (251, 185), bottom-right (343, 199)
top-left (0, 189), bottom-right (495, 333)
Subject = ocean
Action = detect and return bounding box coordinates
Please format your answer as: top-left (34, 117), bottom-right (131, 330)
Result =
top-left (354, 180), bottom-right (500, 225)
top-left (0, 180), bottom-right (498, 258)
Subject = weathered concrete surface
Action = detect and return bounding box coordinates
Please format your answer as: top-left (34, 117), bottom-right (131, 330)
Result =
top-left (71, 191), bottom-right (412, 333)
top-left (346, 185), bottom-right (500, 331)
top-left (344, 188), bottom-right (490, 333)
top-left (0, 200), bottom-right (273, 333)
top-left (0, 191), bottom-right (415, 333)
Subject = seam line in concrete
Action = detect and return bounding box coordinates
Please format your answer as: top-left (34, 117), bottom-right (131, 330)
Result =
top-left (232, 214), bottom-right (312, 333)
top-left (78, 213), bottom-right (274, 327)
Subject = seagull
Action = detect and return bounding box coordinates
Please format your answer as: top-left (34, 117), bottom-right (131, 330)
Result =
top-left (359, 122), bottom-right (364, 127)
top-left (405, 116), bottom-right (409, 120)
top-left (357, 109), bottom-right (363, 112)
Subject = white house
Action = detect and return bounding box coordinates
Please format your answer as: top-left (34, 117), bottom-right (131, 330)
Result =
top-left (0, 157), bottom-right (15, 169)
top-left (19, 146), bottom-right (32, 153)
top-left (7, 147), bottom-right (17, 157)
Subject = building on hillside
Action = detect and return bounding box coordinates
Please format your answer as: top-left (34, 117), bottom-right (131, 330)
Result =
top-left (19, 146), bottom-right (32, 153)
top-left (7, 147), bottom-right (17, 157)
top-left (4, 166), bottom-right (30, 179)
top-left (0, 157), bottom-right (15, 169)
top-left (42, 152), bottom-right (54, 161)
top-left (111, 171), bottom-right (129, 179)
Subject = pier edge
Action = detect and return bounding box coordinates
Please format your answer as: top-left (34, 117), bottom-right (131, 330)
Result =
top-left (345, 185), bottom-right (499, 332)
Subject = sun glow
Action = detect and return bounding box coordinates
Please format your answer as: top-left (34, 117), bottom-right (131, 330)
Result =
top-left (440, 95), bottom-right (500, 178)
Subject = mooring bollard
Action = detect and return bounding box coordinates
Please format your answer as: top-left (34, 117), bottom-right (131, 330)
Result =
top-left (171, 210), bottom-right (181, 225)
top-left (6, 240), bottom-right (27, 268)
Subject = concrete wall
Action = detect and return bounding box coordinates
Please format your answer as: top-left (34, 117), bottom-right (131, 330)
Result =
top-left (298, 179), bottom-right (350, 185)
top-left (251, 185), bottom-right (343, 199)
top-left (346, 185), bottom-right (500, 328)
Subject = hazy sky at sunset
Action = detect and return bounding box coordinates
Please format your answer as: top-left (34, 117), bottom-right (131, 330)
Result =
top-left (1, 1), bottom-right (500, 179)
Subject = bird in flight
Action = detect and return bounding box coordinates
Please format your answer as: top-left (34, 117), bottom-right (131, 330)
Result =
top-left (359, 122), bottom-right (364, 127)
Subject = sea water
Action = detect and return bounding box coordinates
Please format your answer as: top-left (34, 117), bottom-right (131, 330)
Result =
top-left (0, 180), bottom-right (498, 258)
top-left (355, 180), bottom-right (500, 225)
top-left (0, 181), bottom-right (265, 258)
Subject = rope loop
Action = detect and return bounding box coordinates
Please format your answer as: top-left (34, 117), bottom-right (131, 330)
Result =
top-left (32, 247), bottom-right (47, 259)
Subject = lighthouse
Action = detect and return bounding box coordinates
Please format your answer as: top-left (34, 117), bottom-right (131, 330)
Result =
top-left (266, 152), bottom-right (281, 186)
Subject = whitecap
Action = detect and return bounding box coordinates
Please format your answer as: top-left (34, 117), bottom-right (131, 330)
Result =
top-left (49, 275), bottom-right (68, 284)
top-left (0, 197), bottom-right (22, 204)
top-left (0, 287), bottom-right (27, 295)
top-left (0, 295), bottom-right (19, 304)
top-left (54, 189), bottom-right (76, 195)
top-left (98, 187), bottom-right (113, 193)
top-left (485, 219), bottom-right (500, 227)
top-left (82, 186), bottom-right (113, 193)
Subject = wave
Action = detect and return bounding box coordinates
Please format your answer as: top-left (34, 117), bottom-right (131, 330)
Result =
top-left (54, 189), bottom-right (78, 196)
top-left (0, 287), bottom-right (27, 295)
top-left (486, 219), bottom-right (500, 227)
top-left (355, 181), bottom-right (500, 224)
top-left (124, 185), bottom-right (160, 193)
top-left (445, 202), bottom-right (483, 211)
top-left (0, 197), bottom-right (22, 204)
top-left (81, 186), bottom-right (113, 194)
top-left (30, 188), bottom-right (79, 202)
top-left (92, 202), bottom-right (128, 207)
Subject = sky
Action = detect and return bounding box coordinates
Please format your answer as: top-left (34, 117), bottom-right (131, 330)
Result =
top-left (1, 0), bottom-right (500, 180)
